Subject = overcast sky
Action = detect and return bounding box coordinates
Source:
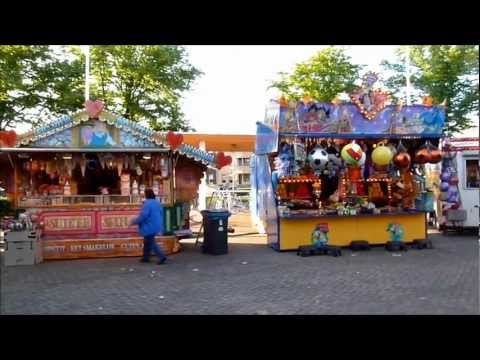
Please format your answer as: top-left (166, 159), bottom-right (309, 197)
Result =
top-left (181, 45), bottom-right (399, 134)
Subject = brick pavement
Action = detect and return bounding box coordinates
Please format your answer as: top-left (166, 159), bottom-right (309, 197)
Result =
top-left (1, 233), bottom-right (478, 315)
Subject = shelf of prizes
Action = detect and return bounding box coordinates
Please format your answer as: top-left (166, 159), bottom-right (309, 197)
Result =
top-left (0, 101), bottom-right (231, 260)
top-left (251, 73), bottom-right (446, 251)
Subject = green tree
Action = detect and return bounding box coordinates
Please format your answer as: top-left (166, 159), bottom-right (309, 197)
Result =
top-left (0, 45), bottom-right (84, 131)
top-left (270, 47), bottom-right (364, 102)
top-left (382, 45), bottom-right (479, 134)
top-left (0, 45), bottom-right (201, 132)
top-left (86, 45), bottom-right (202, 131)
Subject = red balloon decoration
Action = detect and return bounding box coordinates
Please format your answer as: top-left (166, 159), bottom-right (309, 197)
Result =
top-left (414, 141), bottom-right (443, 164)
top-left (414, 148), bottom-right (430, 164)
top-left (428, 147), bottom-right (442, 164)
top-left (0, 130), bottom-right (17, 147)
top-left (393, 152), bottom-right (411, 169)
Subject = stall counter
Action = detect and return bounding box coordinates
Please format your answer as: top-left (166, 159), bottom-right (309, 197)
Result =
top-left (277, 211), bottom-right (426, 250)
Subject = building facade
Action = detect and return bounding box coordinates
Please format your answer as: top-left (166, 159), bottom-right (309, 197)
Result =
top-left (206, 152), bottom-right (252, 189)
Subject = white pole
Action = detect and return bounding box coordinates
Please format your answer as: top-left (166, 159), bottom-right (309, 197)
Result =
top-left (198, 141), bottom-right (207, 210)
top-left (405, 46), bottom-right (411, 105)
top-left (81, 45), bottom-right (90, 102)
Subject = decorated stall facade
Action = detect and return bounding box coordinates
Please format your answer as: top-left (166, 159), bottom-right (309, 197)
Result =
top-left (0, 101), bottom-right (230, 260)
top-left (252, 73), bottom-right (445, 251)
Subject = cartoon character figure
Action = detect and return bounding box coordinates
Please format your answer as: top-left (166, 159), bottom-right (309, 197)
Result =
top-left (337, 112), bottom-right (353, 133)
top-left (311, 223), bottom-right (329, 249)
top-left (82, 121), bottom-right (116, 147)
top-left (307, 145), bottom-right (329, 176)
top-left (420, 107), bottom-right (445, 134)
top-left (272, 144), bottom-right (294, 192)
top-left (386, 223), bottom-right (404, 242)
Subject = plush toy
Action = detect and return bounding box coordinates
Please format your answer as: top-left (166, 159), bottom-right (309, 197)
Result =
top-left (326, 143), bottom-right (342, 177)
top-left (307, 145), bottom-right (329, 176)
top-left (392, 170), bottom-right (417, 209)
top-left (272, 144), bottom-right (294, 192)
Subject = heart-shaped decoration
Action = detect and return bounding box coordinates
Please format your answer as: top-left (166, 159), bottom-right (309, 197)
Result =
top-left (84, 100), bottom-right (104, 118)
top-left (166, 131), bottom-right (184, 150)
top-left (0, 130), bottom-right (17, 147)
top-left (216, 152), bottom-right (232, 169)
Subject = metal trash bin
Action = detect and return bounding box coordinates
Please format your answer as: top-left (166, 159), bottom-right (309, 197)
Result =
top-left (200, 210), bottom-right (231, 255)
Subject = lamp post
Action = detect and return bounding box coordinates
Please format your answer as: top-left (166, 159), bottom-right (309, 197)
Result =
top-left (405, 45), bottom-right (411, 106)
top-left (80, 45), bottom-right (90, 102)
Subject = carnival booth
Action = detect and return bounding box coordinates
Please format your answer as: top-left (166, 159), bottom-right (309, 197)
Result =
top-left (252, 73), bottom-right (446, 251)
top-left (0, 101), bottom-right (230, 260)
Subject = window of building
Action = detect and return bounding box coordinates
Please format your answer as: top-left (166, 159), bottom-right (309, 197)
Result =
top-left (238, 173), bottom-right (250, 185)
top-left (206, 169), bottom-right (217, 184)
top-left (237, 157), bottom-right (250, 167)
top-left (465, 159), bottom-right (479, 188)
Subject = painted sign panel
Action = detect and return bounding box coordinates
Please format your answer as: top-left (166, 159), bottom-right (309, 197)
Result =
top-left (97, 211), bottom-right (138, 233)
top-left (80, 120), bottom-right (117, 147)
top-left (42, 236), bottom-right (179, 260)
top-left (273, 102), bottom-right (445, 136)
top-left (41, 211), bottom-right (96, 235)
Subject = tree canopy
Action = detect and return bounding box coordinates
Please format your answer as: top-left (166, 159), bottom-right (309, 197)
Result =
top-left (270, 47), bottom-right (364, 102)
top-left (0, 45), bottom-right (201, 132)
top-left (0, 45), bottom-right (84, 131)
top-left (382, 45), bottom-right (479, 134)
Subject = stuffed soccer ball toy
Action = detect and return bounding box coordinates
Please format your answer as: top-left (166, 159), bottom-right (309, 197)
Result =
top-left (307, 145), bottom-right (329, 175)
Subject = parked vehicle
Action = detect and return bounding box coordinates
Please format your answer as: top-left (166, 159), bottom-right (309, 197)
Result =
top-left (439, 138), bottom-right (479, 234)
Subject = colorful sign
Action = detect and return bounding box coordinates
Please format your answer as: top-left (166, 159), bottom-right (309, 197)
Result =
top-left (42, 212), bottom-right (95, 235)
top-left (97, 211), bottom-right (138, 233)
top-left (80, 120), bottom-right (117, 147)
top-left (42, 236), bottom-right (179, 260)
top-left (279, 103), bottom-right (445, 136)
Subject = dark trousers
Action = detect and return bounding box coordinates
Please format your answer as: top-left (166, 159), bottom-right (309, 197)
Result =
top-left (143, 234), bottom-right (167, 261)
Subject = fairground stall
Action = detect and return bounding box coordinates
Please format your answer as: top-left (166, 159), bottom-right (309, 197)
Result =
top-left (251, 73), bottom-right (446, 251)
top-left (0, 101), bottom-right (230, 260)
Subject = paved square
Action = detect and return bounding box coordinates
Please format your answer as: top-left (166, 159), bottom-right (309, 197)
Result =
top-left (1, 233), bottom-right (478, 314)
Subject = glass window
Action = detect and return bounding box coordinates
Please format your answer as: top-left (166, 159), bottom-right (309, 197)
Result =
top-left (237, 157), bottom-right (250, 167)
top-left (465, 159), bottom-right (479, 188)
top-left (238, 174), bottom-right (250, 185)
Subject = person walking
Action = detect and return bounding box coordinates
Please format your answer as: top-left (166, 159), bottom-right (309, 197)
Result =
top-left (131, 188), bottom-right (167, 264)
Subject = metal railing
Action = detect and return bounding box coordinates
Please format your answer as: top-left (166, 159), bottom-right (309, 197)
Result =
top-left (18, 194), bottom-right (170, 207)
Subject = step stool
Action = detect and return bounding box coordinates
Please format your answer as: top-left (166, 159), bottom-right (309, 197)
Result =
top-left (297, 245), bottom-right (342, 257)
top-left (385, 241), bottom-right (408, 252)
top-left (350, 240), bottom-right (370, 251)
top-left (411, 239), bottom-right (433, 250)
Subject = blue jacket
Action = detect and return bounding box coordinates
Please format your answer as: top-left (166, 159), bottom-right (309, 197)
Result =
top-left (132, 199), bottom-right (164, 237)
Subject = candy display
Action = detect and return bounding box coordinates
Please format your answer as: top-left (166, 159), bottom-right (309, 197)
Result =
top-left (0, 101), bottom-right (229, 261)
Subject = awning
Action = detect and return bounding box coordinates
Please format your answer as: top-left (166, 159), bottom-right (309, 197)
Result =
top-left (0, 147), bottom-right (170, 153)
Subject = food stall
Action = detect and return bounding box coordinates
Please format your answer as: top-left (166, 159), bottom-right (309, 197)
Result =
top-left (0, 101), bottom-right (229, 260)
top-left (251, 73), bottom-right (445, 251)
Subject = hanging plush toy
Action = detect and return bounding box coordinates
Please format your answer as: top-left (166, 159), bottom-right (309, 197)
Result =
top-left (272, 143), bottom-right (294, 192)
top-left (307, 145), bottom-right (329, 176)
top-left (392, 170), bottom-right (417, 209)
